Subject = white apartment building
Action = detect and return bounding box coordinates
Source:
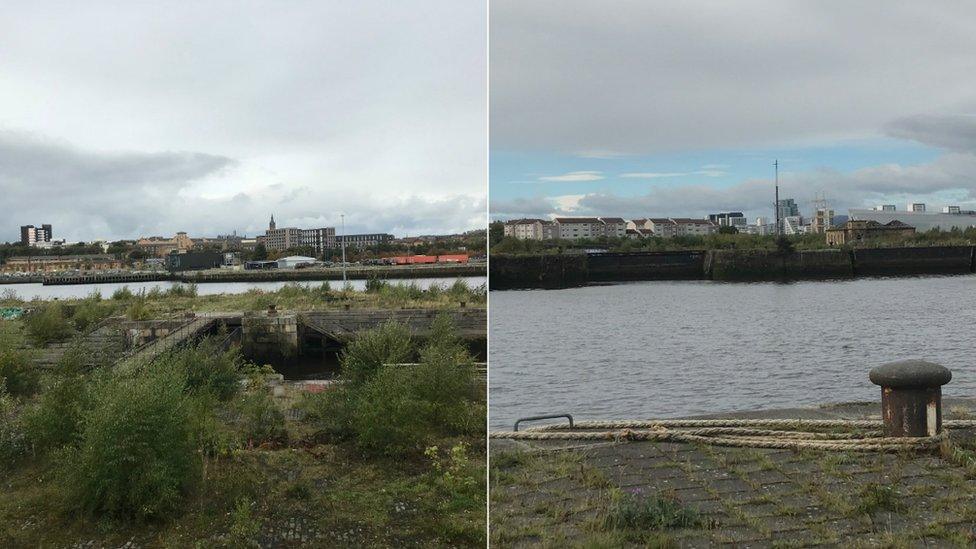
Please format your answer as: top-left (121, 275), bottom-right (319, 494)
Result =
top-left (502, 218), bottom-right (558, 240)
top-left (671, 218), bottom-right (717, 237)
top-left (647, 218), bottom-right (678, 238)
top-left (600, 217), bottom-right (627, 238)
top-left (782, 216), bottom-right (808, 235)
top-left (553, 217), bottom-right (605, 239)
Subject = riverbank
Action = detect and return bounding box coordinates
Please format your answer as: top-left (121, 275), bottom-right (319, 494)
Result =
top-left (489, 246), bottom-right (976, 289)
top-left (1, 301), bottom-right (487, 546)
top-left (490, 399), bottom-right (976, 547)
top-left (0, 262), bottom-right (486, 286)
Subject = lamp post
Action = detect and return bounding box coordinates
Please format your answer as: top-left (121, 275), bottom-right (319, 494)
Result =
top-left (340, 213), bottom-right (347, 283)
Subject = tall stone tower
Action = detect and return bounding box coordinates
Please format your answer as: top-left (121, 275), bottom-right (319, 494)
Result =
top-left (269, 214), bottom-right (276, 231)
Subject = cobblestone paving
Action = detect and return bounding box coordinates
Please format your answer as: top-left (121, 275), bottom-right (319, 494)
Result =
top-left (491, 401), bottom-right (976, 547)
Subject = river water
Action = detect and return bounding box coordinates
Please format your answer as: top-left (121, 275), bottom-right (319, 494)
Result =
top-left (1, 276), bottom-right (486, 301)
top-left (489, 275), bottom-right (976, 429)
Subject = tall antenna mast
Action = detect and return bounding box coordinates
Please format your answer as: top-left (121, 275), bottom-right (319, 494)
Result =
top-left (774, 159), bottom-right (780, 236)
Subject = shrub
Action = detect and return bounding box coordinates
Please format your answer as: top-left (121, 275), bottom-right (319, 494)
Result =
top-left (339, 321), bottom-right (412, 386)
top-left (112, 286), bottom-right (135, 300)
top-left (59, 364), bottom-right (203, 520)
top-left (25, 303), bottom-right (73, 346)
top-left (236, 391), bottom-right (287, 446)
top-left (0, 347), bottom-right (39, 397)
top-left (365, 275), bottom-right (388, 293)
top-left (167, 283), bottom-right (198, 298)
top-left (70, 296), bottom-right (115, 331)
top-left (0, 382), bottom-right (27, 467)
top-left (298, 384), bottom-right (356, 440)
top-left (160, 340), bottom-right (241, 400)
top-left (349, 317), bottom-right (480, 455)
top-left (23, 375), bottom-right (91, 454)
top-left (126, 298), bottom-right (152, 321)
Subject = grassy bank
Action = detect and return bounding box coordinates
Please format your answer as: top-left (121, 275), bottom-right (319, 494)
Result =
top-left (0, 278), bottom-right (485, 332)
top-left (0, 314), bottom-right (485, 546)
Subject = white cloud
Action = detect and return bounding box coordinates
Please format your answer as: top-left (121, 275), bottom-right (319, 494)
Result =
top-left (538, 170), bottom-right (604, 182)
top-left (620, 172), bottom-right (688, 179)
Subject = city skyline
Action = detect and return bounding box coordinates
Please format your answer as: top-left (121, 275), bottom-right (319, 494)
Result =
top-left (490, 1), bottom-right (976, 222)
top-left (0, 1), bottom-right (487, 242)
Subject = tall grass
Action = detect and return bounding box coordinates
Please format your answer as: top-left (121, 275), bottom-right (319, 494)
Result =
top-left (24, 303), bottom-right (73, 346)
top-left (302, 314), bottom-right (483, 456)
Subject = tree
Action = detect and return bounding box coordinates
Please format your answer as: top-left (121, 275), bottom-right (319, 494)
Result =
top-left (489, 221), bottom-right (505, 247)
top-left (252, 243), bottom-right (268, 260)
top-left (717, 225), bottom-right (738, 235)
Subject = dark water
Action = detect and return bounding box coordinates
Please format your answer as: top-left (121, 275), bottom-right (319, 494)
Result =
top-left (1, 276), bottom-right (486, 301)
top-left (489, 275), bottom-right (976, 429)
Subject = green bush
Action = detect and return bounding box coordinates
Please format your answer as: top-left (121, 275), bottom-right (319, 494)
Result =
top-left (0, 382), bottom-right (27, 468)
top-left (166, 282), bottom-right (199, 298)
top-left (0, 347), bottom-right (38, 397)
top-left (236, 390), bottom-right (287, 446)
top-left (112, 286), bottom-right (135, 300)
top-left (159, 340), bottom-right (241, 400)
top-left (59, 364), bottom-right (203, 520)
top-left (365, 275), bottom-right (389, 293)
top-left (23, 375), bottom-right (91, 455)
top-left (339, 321), bottom-right (412, 386)
top-left (298, 383), bottom-right (356, 440)
top-left (25, 303), bottom-right (73, 346)
top-left (126, 298), bottom-right (152, 321)
top-left (70, 296), bottom-right (115, 331)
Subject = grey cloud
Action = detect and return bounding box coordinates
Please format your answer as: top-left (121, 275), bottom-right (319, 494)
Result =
top-left (0, 131), bottom-right (234, 192)
top-left (491, 1), bottom-right (976, 154)
top-left (886, 115), bottom-right (976, 152)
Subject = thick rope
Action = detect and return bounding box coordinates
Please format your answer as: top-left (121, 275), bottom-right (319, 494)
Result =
top-left (489, 418), bottom-right (976, 452)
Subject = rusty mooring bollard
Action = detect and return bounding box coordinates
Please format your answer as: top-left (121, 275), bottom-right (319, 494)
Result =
top-left (869, 360), bottom-right (952, 437)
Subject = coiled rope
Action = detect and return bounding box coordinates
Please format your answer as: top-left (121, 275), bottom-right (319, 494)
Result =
top-left (490, 418), bottom-right (976, 452)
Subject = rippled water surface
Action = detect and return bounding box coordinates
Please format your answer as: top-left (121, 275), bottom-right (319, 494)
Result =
top-left (489, 276), bottom-right (976, 429)
top-left (2, 276), bottom-right (485, 301)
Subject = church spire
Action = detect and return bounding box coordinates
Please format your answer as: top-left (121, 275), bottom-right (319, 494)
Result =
top-left (269, 214), bottom-right (276, 230)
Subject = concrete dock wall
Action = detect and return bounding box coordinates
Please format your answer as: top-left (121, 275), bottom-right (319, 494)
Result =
top-left (588, 251), bottom-right (705, 281)
top-left (489, 254), bottom-right (587, 290)
top-left (852, 246), bottom-right (975, 276)
top-left (491, 246), bottom-right (976, 289)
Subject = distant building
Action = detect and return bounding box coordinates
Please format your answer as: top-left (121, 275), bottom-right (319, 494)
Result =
top-left (782, 216), bottom-right (807, 235)
top-left (943, 205), bottom-right (962, 214)
top-left (708, 212), bottom-right (746, 228)
top-left (848, 208), bottom-right (976, 232)
top-left (600, 218), bottom-right (627, 238)
top-left (671, 218), bottom-right (717, 237)
top-left (825, 220), bottom-right (916, 246)
top-left (553, 218), bottom-right (605, 240)
top-left (20, 224), bottom-right (53, 247)
top-left (878, 204), bottom-right (897, 212)
top-left (908, 202), bottom-right (926, 213)
top-left (302, 227), bottom-right (336, 254)
top-left (503, 218), bottom-right (554, 240)
top-left (647, 218), bottom-right (677, 238)
top-left (335, 233), bottom-right (395, 249)
top-left (1, 254), bottom-right (122, 273)
top-left (136, 232), bottom-right (194, 257)
top-left (810, 209), bottom-right (835, 234)
top-left (165, 251), bottom-right (225, 272)
top-left (277, 255), bottom-right (318, 269)
top-left (777, 198), bottom-right (800, 219)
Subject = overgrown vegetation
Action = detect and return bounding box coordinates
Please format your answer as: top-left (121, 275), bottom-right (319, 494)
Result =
top-left (301, 315), bottom-right (484, 457)
top-left (1, 278), bottom-right (485, 316)
top-left (603, 488), bottom-right (704, 531)
top-left (0, 297), bottom-right (486, 546)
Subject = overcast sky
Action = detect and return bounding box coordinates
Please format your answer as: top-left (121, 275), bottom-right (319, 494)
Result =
top-left (490, 1), bottom-right (976, 222)
top-left (0, 1), bottom-right (486, 242)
